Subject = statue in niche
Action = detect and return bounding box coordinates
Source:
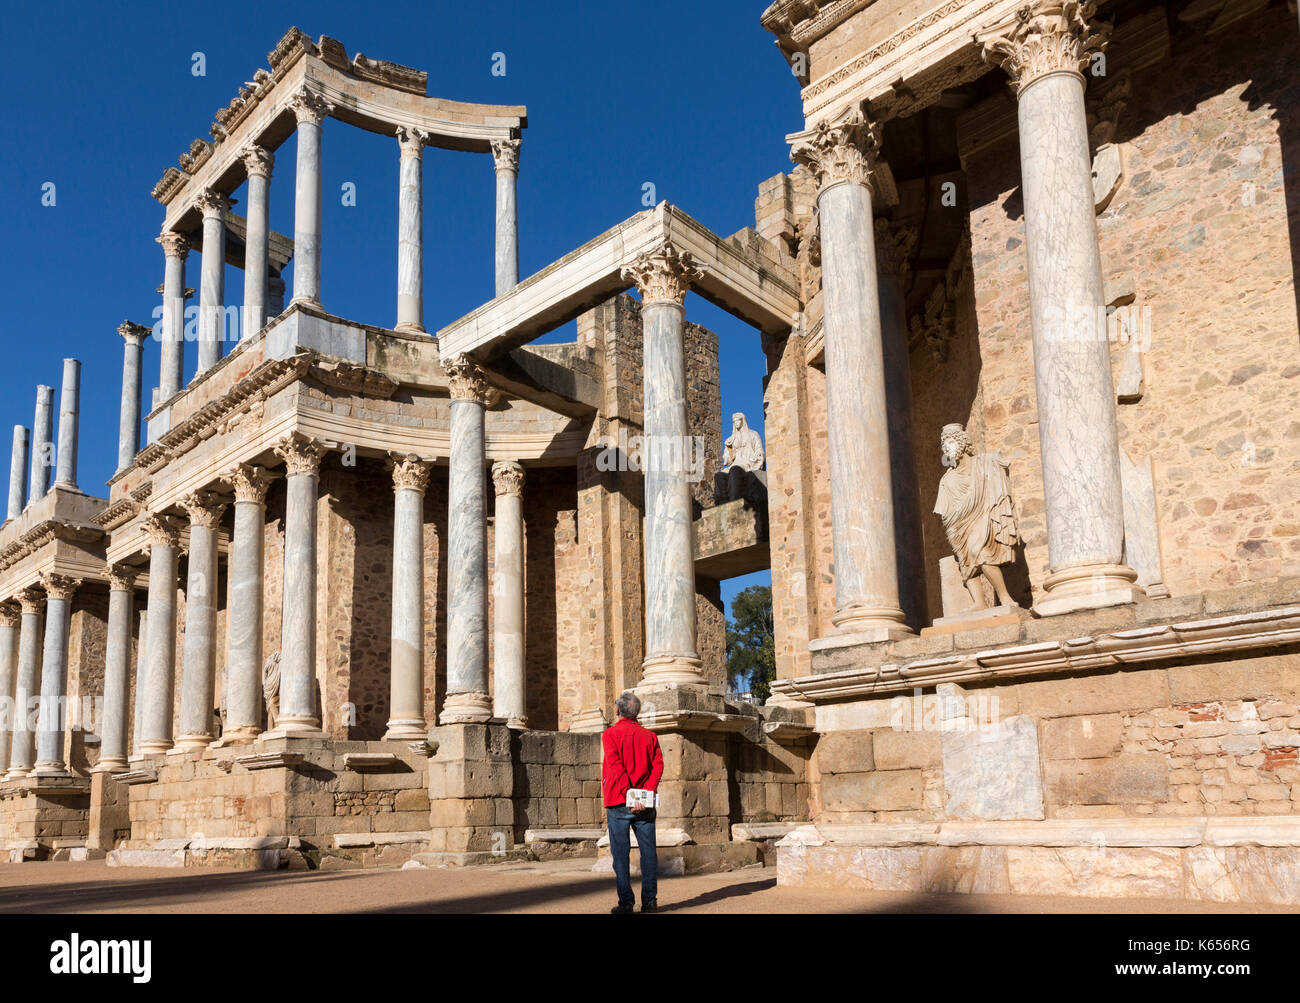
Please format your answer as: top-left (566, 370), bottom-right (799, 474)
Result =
top-left (933, 423), bottom-right (1020, 610)
top-left (720, 412), bottom-right (765, 501)
top-left (262, 650), bottom-right (281, 731)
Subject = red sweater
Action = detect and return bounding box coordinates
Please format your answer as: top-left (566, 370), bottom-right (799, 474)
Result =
top-left (601, 717), bottom-right (664, 808)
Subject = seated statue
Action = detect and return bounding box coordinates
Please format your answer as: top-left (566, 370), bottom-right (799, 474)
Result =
top-left (720, 412), bottom-right (765, 501)
top-left (933, 422), bottom-right (1020, 610)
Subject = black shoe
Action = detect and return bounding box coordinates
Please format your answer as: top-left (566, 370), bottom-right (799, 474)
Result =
top-left (641, 901), bottom-right (658, 913)
top-left (610, 903), bottom-right (634, 914)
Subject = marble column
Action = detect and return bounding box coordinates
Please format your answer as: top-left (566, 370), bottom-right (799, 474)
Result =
top-left (491, 137), bottom-right (521, 295)
top-left (8, 425), bottom-right (28, 520)
top-left (4, 589), bottom-right (44, 779)
top-left (157, 232), bottom-right (190, 401)
top-left (131, 609), bottom-right (148, 758)
top-left (175, 491), bottom-right (227, 748)
top-left (116, 323), bottom-right (149, 474)
top-left (387, 454), bottom-right (431, 739)
top-left (396, 127), bottom-right (429, 333)
top-left (0, 603), bottom-right (19, 773)
top-left (441, 356), bottom-right (493, 723)
top-left (621, 242), bottom-right (707, 686)
top-left (268, 274), bottom-right (286, 318)
top-left (790, 108), bottom-right (912, 640)
top-left (196, 188), bottom-right (229, 378)
top-left (224, 464), bottom-right (273, 743)
top-left (30, 385), bottom-right (53, 502)
top-left (491, 461), bottom-right (526, 728)
top-left (96, 565), bottom-right (135, 772)
top-left (270, 435), bottom-right (325, 735)
top-left (981, 2), bottom-right (1137, 614)
top-left (241, 145), bottom-right (274, 340)
top-left (138, 513), bottom-right (183, 756)
top-left (34, 573), bottom-right (80, 776)
top-left (53, 359), bottom-right (80, 490)
top-left (290, 88), bottom-right (331, 307)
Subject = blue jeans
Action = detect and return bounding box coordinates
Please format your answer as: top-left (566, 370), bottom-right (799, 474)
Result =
top-left (606, 806), bottom-right (657, 907)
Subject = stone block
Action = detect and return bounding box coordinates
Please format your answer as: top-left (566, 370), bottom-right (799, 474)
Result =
top-left (1016, 668), bottom-right (1170, 718)
top-left (821, 771), bottom-right (923, 812)
top-left (1045, 754), bottom-right (1170, 806)
top-left (1041, 714), bottom-right (1124, 760)
top-left (942, 715), bottom-right (1044, 820)
top-left (815, 730), bottom-right (874, 774)
top-left (872, 730), bottom-right (942, 770)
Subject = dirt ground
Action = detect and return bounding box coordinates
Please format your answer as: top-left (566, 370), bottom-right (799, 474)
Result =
top-left (0, 859), bottom-right (1293, 913)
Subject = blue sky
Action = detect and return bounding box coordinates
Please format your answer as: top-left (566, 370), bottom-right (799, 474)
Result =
top-left (2, 0), bottom-right (792, 613)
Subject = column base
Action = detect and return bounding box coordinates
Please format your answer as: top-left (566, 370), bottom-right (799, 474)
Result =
top-left (4, 766), bottom-right (33, 782)
top-left (383, 719), bottom-right (429, 741)
top-left (210, 726), bottom-right (261, 748)
top-left (261, 715), bottom-right (324, 740)
top-left (91, 758), bottom-right (129, 775)
top-left (830, 602), bottom-right (914, 640)
top-left (394, 322), bottom-right (425, 334)
top-left (568, 707), bottom-right (609, 733)
top-left (173, 734), bottom-right (215, 751)
top-left (1034, 563), bottom-right (1142, 617)
top-left (639, 653), bottom-right (706, 688)
top-left (137, 740), bottom-right (174, 756)
top-left (506, 716), bottom-right (528, 731)
top-left (438, 692), bottom-right (493, 725)
top-left (32, 762), bottom-right (70, 778)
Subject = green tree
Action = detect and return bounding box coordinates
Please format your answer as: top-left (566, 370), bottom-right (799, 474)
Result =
top-left (726, 585), bottom-right (775, 701)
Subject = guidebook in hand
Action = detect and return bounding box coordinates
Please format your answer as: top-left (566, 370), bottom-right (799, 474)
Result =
top-left (626, 788), bottom-right (658, 810)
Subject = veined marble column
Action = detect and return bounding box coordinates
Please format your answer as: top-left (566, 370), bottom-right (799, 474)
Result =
top-left (396, 127), bottom-right (429, 333)
top-left (4, 589), bottom-right (44, 779)
top-left (491, 461), bottom-right (526, 728)
top-left (790, 109), bottom-right (912, 640)
top-left (981, 2), bottom-right (1137, 614)
top-left (224, 464), bottom-right (273, 743)
top-left (116, 323), bottom-right (149, 474)
top-left (387, 454), bottom-right (431, 739)
top-left (30, 385), bottom-right (53, 502)
top-left (176, 491), bottom-right (227, 748)
top-left (138, 513), bottom-right (182, 756)
top-left (270, 435), bottom-right (325, 735)
top-left (492, 137), bottom-right (521, 295)
top-left (0, 603), bottom-right (20, 773)
top-left (8, 426), bottom-right (28, 520)
top-left (441, 356), bottom-right (493, 723)
top-left (290, 88), bottom-right (331, 307)
top-left (34, 573), bottom-right (80, 776)
top-left (157, 232), bottom-right (190, 401)
top-left (54, 359), bottom-right (80, 489)
top-left (242, 145), bottom-right (274, 340)
top-left (196, 188), bottom-right (229, 378)
top-left (131, 609), bottom-right (148, 758)
top-left (96, 565), bottom-right (135, 772)
top-left (621, 242), bottom-right (707, 686)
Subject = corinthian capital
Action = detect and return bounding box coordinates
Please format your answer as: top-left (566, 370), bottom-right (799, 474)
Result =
top-left (157, 230), bottom-right (190, 259)
top-left (228, 463), bottom-right (275, 504)
top-left (195, 187), bottom-right (231, 219)
top-left (978, 1), bottom-right (1109, 94)
top-left (290, 87), bottom-right (332, 126)
top-left (16, 587), bottom-right (44, 615)
top-left (491, 137), bottom-right (521, 173)
top-left (788, 106), bottom-right (882, 191)
top-left (40, 572), bottom-right (81, 601)
top-left (180, 490), bottom-right (228, 528)
top-left (0, 601), bottom-right (21, 628)
top-left (396, 125), bottom-right (431, 159)
top-left (118, 320), bottom-right (151, 346)
top-left (242, 144), bottom-right (275, 179)
top-left (443, 355), bottom-right (497, 405)
top-left (141, 512), bottom-right (184, 548)
top-left (105, 562), bottom-right (137, 592)
top-left (621, 240), bottom-right (704, 305)
top-left (391, 453), bottom-right (432, 493)
top-left (274, 435), bottom-right (326, 476)
top-left (491, 461), bottom-right (524, 498)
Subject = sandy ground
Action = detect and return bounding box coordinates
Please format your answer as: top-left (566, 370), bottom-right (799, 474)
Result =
top-left (0, 859), bottom-right (1293, 913)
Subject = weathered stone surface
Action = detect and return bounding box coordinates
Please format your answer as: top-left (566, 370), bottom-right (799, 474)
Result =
top-left (942, 715), bottom-right (1044, 821)
top-left (1040, 714), bottom-right (1123, 761)
top-left (872, 729), bottom-right (942, 770)
top-left (814, 730), bottom-right (874, 774)
top-left (821, 771), bottom-right (922, 812)
top-left (1045, 754), bottom-right (1169, 806)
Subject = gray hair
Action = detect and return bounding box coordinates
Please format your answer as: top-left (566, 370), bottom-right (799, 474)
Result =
top-left (616, 691), bottom-right (641, 720)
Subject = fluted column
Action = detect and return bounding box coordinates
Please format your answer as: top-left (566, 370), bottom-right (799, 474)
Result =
top-left (4, 589), bottom-right (44, 779)
top-left (30, 384), bottom-right (53, 502)
top-left (157, 232), bottom-right (190, 401)
top-left (116, 323), bottom-right (149, 473)
top-left (175, 491), bottom-right (227, 748)
top-left (138, 513), bottom-right (183, 756)
top-left (441, 356), bottom-right (493, 724)
top-left (621, 242), bottom-right (707, 685)
top-left (224, 464), bottom-right (274, 743)
top-left (0, 603), bottom-right (20, 774)
top-left (196, 189), bottom-right (229, 378)
top-left (491, 461), bottom-right (526, 728)
top-left (290, 88), bottom-right (331, 307)
top-left (790, 109), bottom-right (912, 640)
top-left (7, 426), bottom-right (28, 520)
top-left (242, 145), bottom-right (274, 339)
top-left (387, 454), bottom-right (431, 739)
top-left (980, 2), bottom-right (1137, 614)
top-left (492, 137), bottom-right (521, 295)
top-left (396, 127), bottom-right (429, 333)
top-left (131, 609), bottom-right (148, 758)
top-left (34, 573), bottom-right (80, 776)
top-left (97, 565), bottom-right (135, 772)
top-left (270, 435), bottom-right (325, 735)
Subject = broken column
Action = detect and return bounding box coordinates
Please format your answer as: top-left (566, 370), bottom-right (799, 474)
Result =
top-left (30, 385), bottom-right (53, 501)
top-left (7, 425), bottom-right (28, 520)
top-left (53, 359), bottom-right (80, 490)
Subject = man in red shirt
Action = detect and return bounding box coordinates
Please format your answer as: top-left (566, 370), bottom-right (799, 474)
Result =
top-left (602, 691), bottom-right (663, 913)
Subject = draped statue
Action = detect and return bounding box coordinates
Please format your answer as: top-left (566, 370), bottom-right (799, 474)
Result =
top-left (721, 412), bottom-right (765, 501)
top-left (262, 650), bottom-right (281, 731)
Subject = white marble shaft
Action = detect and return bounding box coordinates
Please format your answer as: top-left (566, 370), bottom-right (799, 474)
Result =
top-left (176, 502), bottom-right (223, 748)
top-left (292, 111), bottom-right (325, 306)
top-left (493, 140), bottom-right (520, 295)
top-left (1017, 71), bottom-right (1130, 590)
top-left (242, 148), bottom-right (273, 340)
top-left (7, 425), bottom-right (28, 519)
top-left (4, 601), bottom-right (43, 779)
top-left (54, 359), bottom-right (80, 489)
top-left (139, 537), bottom-right (179, 756)
top-left (30, 385), bottom-right (53, 501)
top-left (98, 581), bottom-right (133, 771)
top-left (492, 461), bottom-right (526, 728)
top-left (276, 444), bottom-right (323, 733)
top-left (225, 469), bottom-right (270, 740)
top-left (159, 236), bottom-right (188, 401)
top-left (818, 179), bottom-right (910, 637)
top-left (387, 458), bottom-right (429, 739)
top-left (0, 614), bottom-right (18, 772)
top-left (396, 129), bottom-right (425, 332)
top-left (131, 610), bottom-right (148, 758)
top-left (34, 587), bottom-right (74, 775)
top-left (197, 197), bottom-right (227, 376)
top-left (116, 325), bottom-right (147, 473)
top-left (443, 393), bottom-right (491, 722)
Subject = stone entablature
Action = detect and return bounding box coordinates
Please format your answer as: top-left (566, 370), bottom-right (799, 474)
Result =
top-left (0, 487), bottom-right (108, 596)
